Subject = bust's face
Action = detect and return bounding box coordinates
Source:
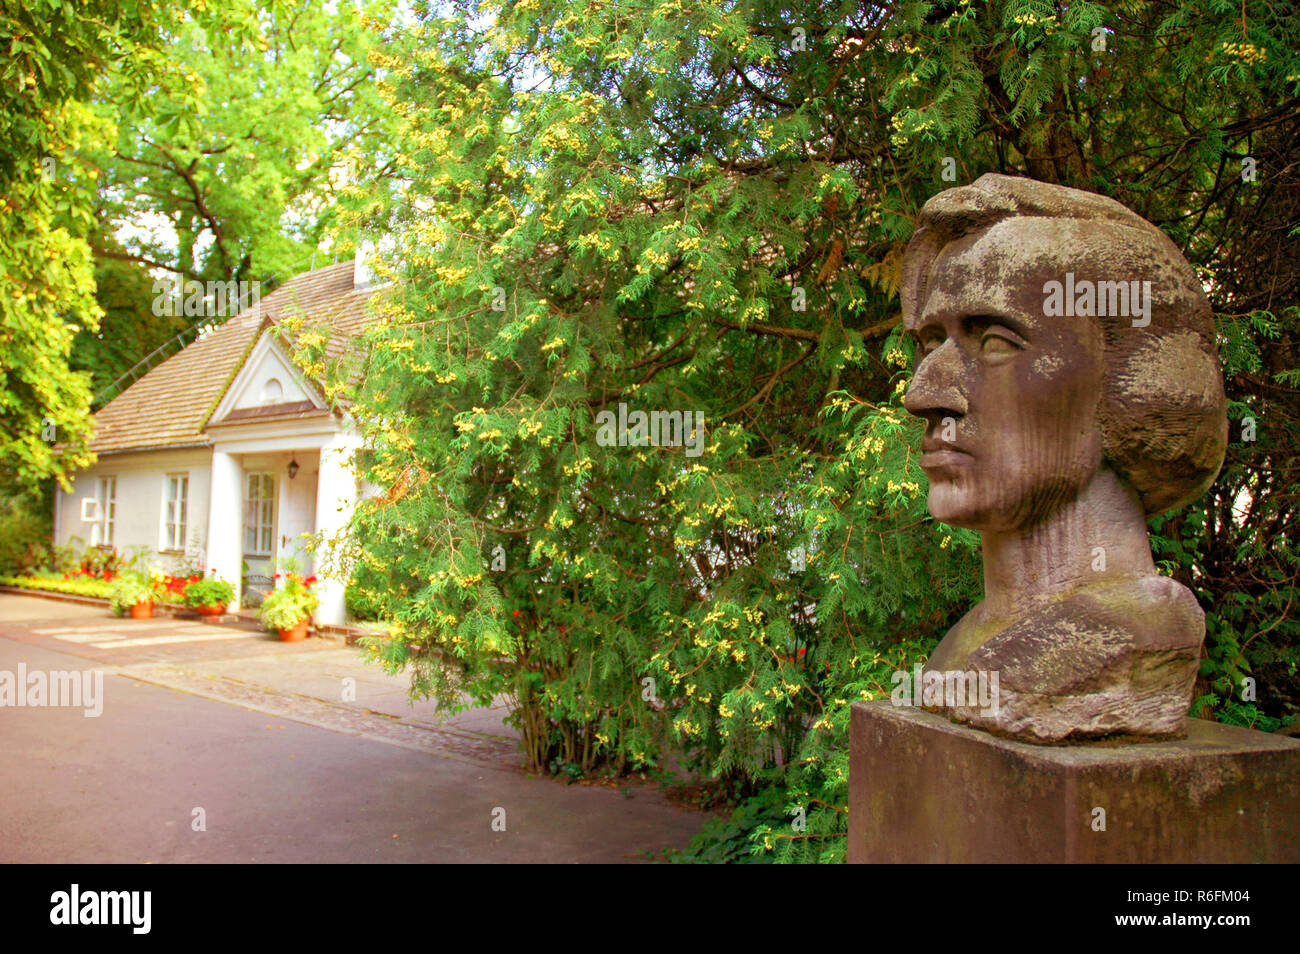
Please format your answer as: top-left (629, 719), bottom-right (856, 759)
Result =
top-left (903, 218), bottom-right (1108, 532)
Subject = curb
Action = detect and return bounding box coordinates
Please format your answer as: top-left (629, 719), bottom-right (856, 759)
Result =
top-left (117, 666), bottom-right (522, 769)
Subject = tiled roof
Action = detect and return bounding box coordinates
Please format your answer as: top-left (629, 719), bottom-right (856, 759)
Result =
top-left (89, 261), bottom-right (380, 456)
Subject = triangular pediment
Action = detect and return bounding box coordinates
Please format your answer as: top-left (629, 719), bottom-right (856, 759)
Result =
top-left (207, 331), bottom-right (326, 426)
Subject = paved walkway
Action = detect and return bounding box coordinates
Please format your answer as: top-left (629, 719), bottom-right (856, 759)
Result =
top-left (0, 593), bottom-right (512, 736)
top-left (0, 593), bottom-right (702, 862)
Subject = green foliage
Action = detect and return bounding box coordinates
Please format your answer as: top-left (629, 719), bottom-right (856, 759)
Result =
top-left (668, 786), bottom-right (786, 864)
top-left (332, 0), bottom-right (996, 839)
top-left (71, 233), bottom-right (193, 399)
top-left (0, 498), bottom-right (52, 574)
top-left (320, 0), bottom-right (1298, 862)
top-left (0, 0), bottom-right (195, 490)
top-left (0, 135), bottom-right (101, 491)
top-left (85, 0), bottom-right (399, 291)
top-left (345, 563), bottom-right (387, 622)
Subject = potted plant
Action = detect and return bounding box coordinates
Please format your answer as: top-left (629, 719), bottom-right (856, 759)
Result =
top-left (258, 573), bottom-right (319, 641)
top-left (183, 575), bottom-right (235, 617)
top-left (109, 573), bottom-right (154, 619)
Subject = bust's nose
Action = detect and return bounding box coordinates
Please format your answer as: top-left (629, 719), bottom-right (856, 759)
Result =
top-left (904, 340), bottom-right (969, 420)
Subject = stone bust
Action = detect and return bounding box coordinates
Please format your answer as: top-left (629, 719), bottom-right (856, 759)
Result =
top-left (901, 174), bottom-right (1228, 743)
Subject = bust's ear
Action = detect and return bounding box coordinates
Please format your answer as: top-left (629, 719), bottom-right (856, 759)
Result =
top-left (1098, 328), bottom-right (1226, 516)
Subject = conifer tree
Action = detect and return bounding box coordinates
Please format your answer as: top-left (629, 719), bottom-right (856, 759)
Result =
top-left (329, 0), bottom-right (1300, 861)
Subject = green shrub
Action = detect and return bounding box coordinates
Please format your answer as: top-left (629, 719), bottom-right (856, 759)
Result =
top-left (0, 501), bottom-right (51, 574)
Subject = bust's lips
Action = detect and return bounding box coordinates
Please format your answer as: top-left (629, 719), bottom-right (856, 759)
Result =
top-left (920, 439), bottom-right (973, 469)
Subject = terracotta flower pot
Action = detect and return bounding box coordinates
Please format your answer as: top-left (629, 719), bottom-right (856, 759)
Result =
top-left (278, 618), bottom-right (310, 642)
top-left (196, 603), bottom-right (227, 617)
top-left (129, 601), bottom-right (153, 619)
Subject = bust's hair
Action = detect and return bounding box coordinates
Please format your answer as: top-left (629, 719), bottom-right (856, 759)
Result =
top-left (901, 173), bottom-right (1227, 516)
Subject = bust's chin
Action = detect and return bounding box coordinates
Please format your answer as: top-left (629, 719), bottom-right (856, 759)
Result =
top-left (925, 471), bottom-right (1101, 533)
top-left (924, 485), bottom-right (1000, 530)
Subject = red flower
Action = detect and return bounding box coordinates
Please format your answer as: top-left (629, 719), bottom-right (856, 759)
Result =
top-left (512, 610), bottom-right (521, 618)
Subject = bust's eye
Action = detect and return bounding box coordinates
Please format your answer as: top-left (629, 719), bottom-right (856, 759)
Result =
top-left (980, 328), bottom-right (1022, 357)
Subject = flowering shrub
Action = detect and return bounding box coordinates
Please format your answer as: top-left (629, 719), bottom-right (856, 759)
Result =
top-left (59, 566), bottom-right (117, 583)
top-left (258, 573), bottom-right (319, 631)
top-left (46, 541), bottom-right (127, 579)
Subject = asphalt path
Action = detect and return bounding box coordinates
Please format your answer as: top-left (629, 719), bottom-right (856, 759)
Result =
top-left (0, 596), bottom-right (701, 863)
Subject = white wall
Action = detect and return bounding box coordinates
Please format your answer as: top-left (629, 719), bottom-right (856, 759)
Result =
top-left (55, 448), bottom-right (213, 572)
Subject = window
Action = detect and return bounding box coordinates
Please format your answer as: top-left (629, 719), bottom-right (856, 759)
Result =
top-left (243, 473), bottom-right (275, 556)
top-left (91, 476), bottom-right (116, 546)
top-left (261, 377), bottom-right (283, 405)
top-left (162, 474), bottom-right (189, 551)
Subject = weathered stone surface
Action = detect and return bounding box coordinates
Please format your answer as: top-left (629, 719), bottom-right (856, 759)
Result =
top-left (848, 701), bottom-right (1300, 863)
top-left (933, 576), bottom-right (1203, 742)
top-left (900, 174), bottom-right (1229, 741)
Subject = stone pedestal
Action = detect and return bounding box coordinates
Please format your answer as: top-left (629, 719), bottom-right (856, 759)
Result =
top-left (848, 701), bottom-right (1300, 863)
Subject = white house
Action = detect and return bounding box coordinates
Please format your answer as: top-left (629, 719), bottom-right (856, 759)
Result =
top-left (53, 257), bottom-right (382, 625)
